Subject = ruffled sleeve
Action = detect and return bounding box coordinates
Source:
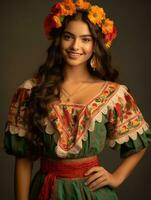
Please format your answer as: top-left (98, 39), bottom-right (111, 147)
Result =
top-left (4, 79), bottom-right (38, 157)
top-left (107, 84), bottom-right (151, 158)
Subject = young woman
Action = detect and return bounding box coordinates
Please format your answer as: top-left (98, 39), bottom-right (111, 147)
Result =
top-left (4, 0), bottom-right (151, 199)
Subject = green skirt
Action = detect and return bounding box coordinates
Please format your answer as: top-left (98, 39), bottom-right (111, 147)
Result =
top-left (30, 170), bottom-right (118, 200)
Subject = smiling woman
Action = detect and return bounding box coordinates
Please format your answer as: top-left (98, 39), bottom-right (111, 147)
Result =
top-left (3, 0), bottom-right (151, 200)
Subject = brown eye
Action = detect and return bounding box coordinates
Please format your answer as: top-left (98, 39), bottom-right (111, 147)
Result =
top-left (82, 38), bottom-right (92, 43)
top-left (63, 34), bottom-right (72, 40)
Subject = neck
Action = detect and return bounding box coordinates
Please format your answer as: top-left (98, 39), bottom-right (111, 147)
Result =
top-left (63, 64), bottom-right (92, 83)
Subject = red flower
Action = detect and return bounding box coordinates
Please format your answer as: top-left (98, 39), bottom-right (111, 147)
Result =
top-left (124, 94), bottom-right (136, 109)
top-left (104, 25), bottom-right (117, 43)
top-left (108, 110), bottom-right (115, 124)
top-left (51, 3), bottom-right (62, 16)
top-left (115, 103), bottom-right (123, 117)
top-left (44, 14), bottom-right (57, 37)
top-left (124, 94), bottom-right (132, 102)
top-left (92, 103), bottom-right (97, 107)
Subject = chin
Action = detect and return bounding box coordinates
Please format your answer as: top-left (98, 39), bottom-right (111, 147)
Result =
top-left (66, 61), bottom-right (87, 68)
top-left (64, 57), bottom-right (88, 67)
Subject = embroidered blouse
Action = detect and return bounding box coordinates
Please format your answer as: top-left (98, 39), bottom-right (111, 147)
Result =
top-left (4, 79), bottom-right (151, 159)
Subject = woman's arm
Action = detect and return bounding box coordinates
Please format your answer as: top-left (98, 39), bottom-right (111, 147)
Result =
top-left (15, 157), bottom-right (33, 200)
top-left (111, 148), bottom-right (146, 187)
top-left (85, 148), bottom-right (147, 191)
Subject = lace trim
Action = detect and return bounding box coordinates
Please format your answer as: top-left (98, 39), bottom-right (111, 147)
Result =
top-left (6, 124), bottom-right (27, 137)
top-left (19, 78), bottom-right (37, 89)
top-left (44, 118), bottom-right (55, 135)
top-left (56, 127), bottom-right (89, 158)
top-left (109, 121), bottom-right (149, 147)
top-left (44, 116), bottom-right (89, 158)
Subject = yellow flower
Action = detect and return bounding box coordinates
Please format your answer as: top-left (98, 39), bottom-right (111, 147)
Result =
top-left (88, 5), bottom-right (105, 24)
top-left (102, 18), bottom-right (114, 34)
top-left (132, 118), bottom-right (140, 127)
top-left (76, 0), bottom-right (91, 10)
top-left (105, 41), bottom-right (111, 48)
top-left (120, 125), bottom-right (129, 134)
top-left (53, 16), bottom-right (62, 28)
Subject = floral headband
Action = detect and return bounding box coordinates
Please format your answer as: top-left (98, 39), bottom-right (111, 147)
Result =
top-left (44, 0), bottom-right (117, 48)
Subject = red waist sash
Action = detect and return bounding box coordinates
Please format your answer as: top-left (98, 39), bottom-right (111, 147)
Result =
top-left (37, 156), bottom-right (100, 200)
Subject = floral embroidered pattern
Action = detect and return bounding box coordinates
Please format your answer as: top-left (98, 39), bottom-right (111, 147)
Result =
top-left (107, 89), bottom-right (149, 147)
top-left (6, 79), bottom-right (36, 136)
top-left (47, 81), bottom-right (120, 156)
top-left (6, 79), bottom-right (150, 157)
top-left (46, 82), bottom-right (150, 156)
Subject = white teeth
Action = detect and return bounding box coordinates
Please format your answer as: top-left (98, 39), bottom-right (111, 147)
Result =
top-left (67, 52), bottom-right (82, 58)
top-left (69, 52), bottom-right (81, 55)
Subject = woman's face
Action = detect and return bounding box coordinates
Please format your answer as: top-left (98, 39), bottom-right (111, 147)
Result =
top-left (60, 20), bottom-right (94, 68)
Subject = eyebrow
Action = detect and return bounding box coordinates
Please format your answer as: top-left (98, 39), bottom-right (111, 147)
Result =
top-left (63, 31), bottom-right (92, 37)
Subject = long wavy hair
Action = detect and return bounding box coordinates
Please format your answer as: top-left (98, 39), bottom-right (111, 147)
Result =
top-left (27, 11), bottom-right (119, 148)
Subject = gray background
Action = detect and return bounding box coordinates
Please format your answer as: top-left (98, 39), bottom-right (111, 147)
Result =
top-left (0, 0), bottom-right (151, 199)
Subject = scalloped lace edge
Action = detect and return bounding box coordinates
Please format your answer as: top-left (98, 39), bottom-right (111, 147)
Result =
top-left (109, 122), bottom-right (149, 147)
top-left (19, 79), bottom-right (36, 89)
top-left (6, 125), bottom-right (27, 137)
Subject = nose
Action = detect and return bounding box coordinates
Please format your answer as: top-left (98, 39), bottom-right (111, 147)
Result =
top-left (71, 38), bottom-right (80, 50)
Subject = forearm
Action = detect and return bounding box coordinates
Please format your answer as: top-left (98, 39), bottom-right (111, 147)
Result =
top-left (112, 148), bottom-right (147, 186)
top-left (15, 157), bottom-right (33, 200)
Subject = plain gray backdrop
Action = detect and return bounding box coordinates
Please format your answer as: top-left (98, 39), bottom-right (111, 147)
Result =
top-left (0, 0), bottom-right (151, 199)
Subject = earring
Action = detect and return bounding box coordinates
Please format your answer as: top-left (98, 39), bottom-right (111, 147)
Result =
top-left (90, 56), bottom-right (98, 71)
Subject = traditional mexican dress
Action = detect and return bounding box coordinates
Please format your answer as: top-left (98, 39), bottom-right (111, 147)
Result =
top-left (4, 79), bottom-right (151, 200)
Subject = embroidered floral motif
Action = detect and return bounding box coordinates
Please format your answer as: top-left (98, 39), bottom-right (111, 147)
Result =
top-left (6, 79), bottom-right (150, 157)
top-left (6, 79), bottom-right (36, 136)
top-left (107, 92), bottom-right (144, 138)
top-left (47, 82), bottom-right (120, 156)
top-left (46, 82), bottom-right (150, 157)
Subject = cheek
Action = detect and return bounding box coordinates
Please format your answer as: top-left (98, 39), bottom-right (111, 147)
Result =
top-left (85, 44), bottom-right (94, 55)
top-left (60, 41), bottom-right (68, 56)
top-left (60, 39), bottom-right (71, 50)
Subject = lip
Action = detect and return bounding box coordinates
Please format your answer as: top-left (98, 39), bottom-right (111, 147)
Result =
top-left (67, 51), bottom-right (83, 59)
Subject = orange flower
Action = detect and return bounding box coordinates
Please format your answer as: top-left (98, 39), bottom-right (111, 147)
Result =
top-left (76, 0), bottom-right (91, 10)
top-left (88, 5), bottom-right (105, 24)
top-left (132, 118), bottom-right (140, 127)
top-left (102, 18), bottom-right (114, 34)
top-left (44, 0), bottom-right (117, 48)
top-left (53, 16), bottom-right (62, 28)
top-left (61, 0), bottom-right (76, 16)
top-left (121, 125), bottom-right (129, 133)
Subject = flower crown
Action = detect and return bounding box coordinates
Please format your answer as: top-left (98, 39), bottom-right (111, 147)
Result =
top-left (44, 0), bottom-right (117, 48)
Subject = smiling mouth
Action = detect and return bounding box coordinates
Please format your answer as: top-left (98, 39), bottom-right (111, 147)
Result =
top-left (66, 51), bottom-right (83, 58)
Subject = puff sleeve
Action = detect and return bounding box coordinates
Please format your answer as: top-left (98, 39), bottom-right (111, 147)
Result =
top-left (107, 84), bottom-right (151, 158)
top-left (4, 79), bottom-right (38, 158)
